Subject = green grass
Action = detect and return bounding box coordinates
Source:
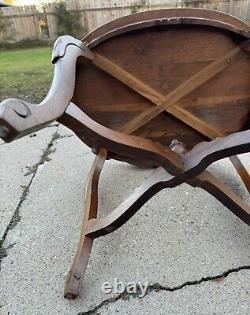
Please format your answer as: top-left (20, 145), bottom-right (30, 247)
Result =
top-left (0, 47), bottom-right (53, 103)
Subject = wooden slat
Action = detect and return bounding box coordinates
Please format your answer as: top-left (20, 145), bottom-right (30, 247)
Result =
top-left (91, 46), bottom-right (250, 192)
top-left (93, 46), bottom-right (241, 134)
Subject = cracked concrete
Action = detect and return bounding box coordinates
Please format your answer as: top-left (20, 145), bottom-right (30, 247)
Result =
top-left (0, 126), bottom-right (61, 266)
top-left (87, 268), bottom-right (250, 315)
top-left (0, 125), bottom-right (58, 241)
top-left (23, 131), bottom-right (73, 176)
top-left (0, 125), bottom-right (249, 314)
top-left (80, 265), bottom-right (250, 315)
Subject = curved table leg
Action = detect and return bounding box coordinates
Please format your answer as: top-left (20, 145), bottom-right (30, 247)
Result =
top-left (190, 171), bottom-right (250, 224)
top-left (86, 168), bottom-right (249, 240)
top-left (229, 156), bottom-right (250, 193)
top-left (64, 149), bottom-right (107, 299)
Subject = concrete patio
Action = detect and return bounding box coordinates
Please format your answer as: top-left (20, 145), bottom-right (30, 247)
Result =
top-left (0, 124), bottom-right (249, 314)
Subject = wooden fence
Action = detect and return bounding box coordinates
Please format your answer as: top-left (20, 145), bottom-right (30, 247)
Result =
top-left (0, 0), bottom-right (250, 42)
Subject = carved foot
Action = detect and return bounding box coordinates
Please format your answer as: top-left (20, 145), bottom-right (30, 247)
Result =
top-left (64, 237), bottom-right (93, 299)
top-left (64, 150), bottom-right (107, 299)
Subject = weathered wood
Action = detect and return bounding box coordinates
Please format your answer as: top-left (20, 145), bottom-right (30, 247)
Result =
top-left (0, 5), bottom-right (41, 41)
top-left (84, 7), bottom-right (250, 46)
top-left (1, 3), bottom-right (250, 42)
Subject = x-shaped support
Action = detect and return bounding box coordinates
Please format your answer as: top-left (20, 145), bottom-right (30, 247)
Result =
top-left (62, 100), bottom-right (250, 298)
top-left (90, 47), bottom-right (250, 192)
top-left (63, 39), bottom-right (250, 298)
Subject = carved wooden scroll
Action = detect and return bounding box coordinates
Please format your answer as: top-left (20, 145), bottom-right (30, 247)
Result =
top-left (0, 36), bottom-right (93, 142)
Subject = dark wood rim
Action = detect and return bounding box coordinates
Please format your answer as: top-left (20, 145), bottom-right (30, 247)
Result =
top-left (83, 8), bottom-right (250, 48)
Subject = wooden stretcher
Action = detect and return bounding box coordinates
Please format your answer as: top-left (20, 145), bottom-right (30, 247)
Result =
top-left (0, 8), bottom-right (249, 299)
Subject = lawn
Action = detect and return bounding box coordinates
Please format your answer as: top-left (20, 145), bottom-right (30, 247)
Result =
top-left (0, 47), bottom-right (53, 103)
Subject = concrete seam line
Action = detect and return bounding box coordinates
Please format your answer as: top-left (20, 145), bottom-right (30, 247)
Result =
top-left (0, 127), bottom-right (60, 268)
top-left (78, 265), bottom-right (250, 315)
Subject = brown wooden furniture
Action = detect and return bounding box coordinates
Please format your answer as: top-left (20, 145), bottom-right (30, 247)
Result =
top-left (0, 9), bottom-right (249, 299)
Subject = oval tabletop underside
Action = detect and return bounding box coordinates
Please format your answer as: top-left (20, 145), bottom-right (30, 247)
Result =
top-left (71, 9), bottom-right (250, 166)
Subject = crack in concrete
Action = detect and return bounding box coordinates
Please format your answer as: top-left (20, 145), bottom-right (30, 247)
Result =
top-left (0, 124), bottom-right (59, 146)
top-left (48, 123), bottom-right (60, 128)
top-left (0, 128), bottom-right (61, 268)
top-left (0, 169), bottom-right (38, 268)
top-left (24, 132), bottom-right (72, 176)
top-left (0, 243), bottom-right (16, 261)
top-left (78, 265), bottom-right (250, 315)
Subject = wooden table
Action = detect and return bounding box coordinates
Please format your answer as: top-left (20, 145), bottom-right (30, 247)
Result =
top-left (0, 8), bottom-right (249, 299)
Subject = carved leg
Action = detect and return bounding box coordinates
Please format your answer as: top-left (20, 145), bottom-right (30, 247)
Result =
top-left (86, 168), bottom-right (250, 240)
top-left (86, 167), bottom-right (173, 238)
top-left (64, 149), bottom-right (107, 299)
top-left (230, 156), bottom-right (250, 193)
top-left (190, 171), bottom-right (250, 224)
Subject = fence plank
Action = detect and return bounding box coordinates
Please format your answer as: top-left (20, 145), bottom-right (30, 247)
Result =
top-left (0, 5), bottom-right (41, 41)
top-left (0, 0), bottom-right (250, 42)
